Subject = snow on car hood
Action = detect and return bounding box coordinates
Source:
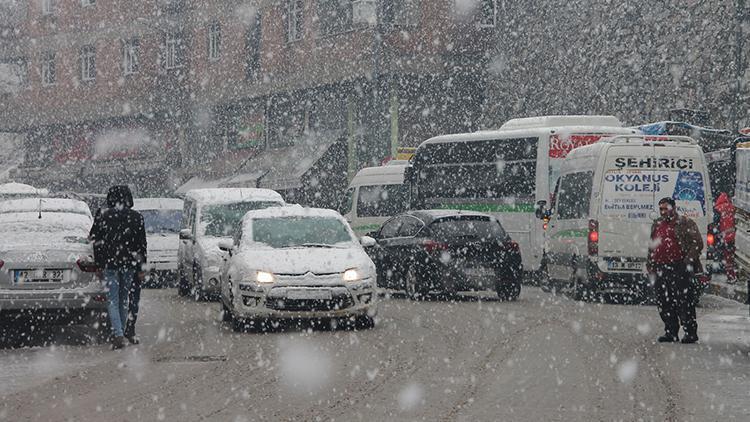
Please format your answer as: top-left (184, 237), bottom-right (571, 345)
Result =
top-left (147, 233), bottom-right (179, 252)
top-left (234, 244), bottom-right (374, 275)
top-left (198, 236), bottom-right (231, 266)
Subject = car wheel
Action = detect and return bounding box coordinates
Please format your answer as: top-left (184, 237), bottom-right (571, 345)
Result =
top-left (355, 314), bottom-right (375, 329)
top-left (496, 279), bottom-right (521, 301)
top-left (404, 266), bottom-right (424, 300)
top-left (192, 263), bottom-right (205, 301)
top-left (177, 266), bottom-right (190, 297)
top-left (538, 257), bottom-right (553, 292)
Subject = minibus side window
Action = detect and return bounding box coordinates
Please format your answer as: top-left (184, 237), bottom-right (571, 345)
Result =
top-left (557, 171), bottom-right (594, 220)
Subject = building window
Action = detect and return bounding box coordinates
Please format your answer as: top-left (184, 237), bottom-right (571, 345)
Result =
top-left (80, 45), bottom-right (96, 81)
top-left (208, 22), bottom-right (221, 61)
top-left (42, 0), bottom-right (54, 15)
top-left (81, 0), bottom-right (95, 6)
top-left (245, 14), bottom-right (261, 80)
top-left (318, 0), bottom-right (353, 36)
top-left (42, 52), bottom-right (56, 85)
top-left (123, 38), bottom-right (139, 75)
top-left (286, 0), bottom-right (304, 42)
top-left (164, 32), bottom-right (183, 69)
top-left (477, 0), bottom-right (496, 27)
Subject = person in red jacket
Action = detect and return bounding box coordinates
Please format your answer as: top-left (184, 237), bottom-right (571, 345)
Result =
top-left (713, 193), bottom-right (737, 283)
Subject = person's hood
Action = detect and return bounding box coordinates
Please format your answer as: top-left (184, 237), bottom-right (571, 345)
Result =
top-left (106, 185), bottom-right (134, 208)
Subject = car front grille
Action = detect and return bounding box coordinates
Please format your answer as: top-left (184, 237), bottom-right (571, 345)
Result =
top-left (265, 294), bottom-right (354, 312)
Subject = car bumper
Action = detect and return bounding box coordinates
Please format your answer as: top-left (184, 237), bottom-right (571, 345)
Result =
top-left (0, 284), bottom-right (109, 311)
top-left (231, 279), bottom-right (378, 320)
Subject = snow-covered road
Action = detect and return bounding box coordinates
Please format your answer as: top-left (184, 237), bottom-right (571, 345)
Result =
top-left (1, 288), bottom-right (748, 421)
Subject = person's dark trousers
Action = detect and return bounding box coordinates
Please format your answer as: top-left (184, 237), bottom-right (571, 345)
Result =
top-left (653, 262), bottom-right (697, 339)
top-left (125, 274), bottom-right (142, 339)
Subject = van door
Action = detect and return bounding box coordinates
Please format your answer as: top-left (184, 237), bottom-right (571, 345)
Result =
top-left (547, 171), bottom-right (594, 282)
top-left (352, 184), bottom-right (409, 236)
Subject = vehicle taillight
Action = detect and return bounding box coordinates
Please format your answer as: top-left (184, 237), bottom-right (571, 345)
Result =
top-left (588, 219), bottom-right (599, 256)
top-left (422, 239), bottom-right (448, 253)
top-left (0, 259), bottom-right (4, 269)
top-left (707, 232), bottom-right (715, 246)
top-left (77, 258), bottom-right (98, 273)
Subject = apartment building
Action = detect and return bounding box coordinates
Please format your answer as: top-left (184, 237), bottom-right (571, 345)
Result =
top-left (0, 0), bottom-right (495, 195)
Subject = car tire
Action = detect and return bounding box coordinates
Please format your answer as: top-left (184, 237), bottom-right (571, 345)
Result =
top-left (404, 266), bottom-right (426, 300)
top-left (496, 280), bottom-right (521, 301)
top-left (355, 314), bottom-right (375, 330)
top-left (177, 266), bottom-right (190, 297)
top-left (538, 257), bottom-right (553, 292)
top-left (192, 262), bottom-right (205, 301)
top-left (570, 257), bottom-right (587, 301)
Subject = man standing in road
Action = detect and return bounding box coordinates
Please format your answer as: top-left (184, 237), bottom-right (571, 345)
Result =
top-left (89, 186), bottom-right (147, 350)
top-left (712, 192), bottom-right (737, 283)
top-left (647, 197), bottom-right (704, 344)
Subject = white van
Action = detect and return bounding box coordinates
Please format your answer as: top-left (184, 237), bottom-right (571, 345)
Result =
top-left (178, 188), bottom-right (285, 299)
top-left (341, 164), bottom-right (410, 236)
top-left (408, 115), bottom-right (640, 272)
top-left (133, 197), bottom-right (184, 287)
top-left (734, 141), bottom-right (750, 275)
top-left (542, 135), bottom-right (713, 300)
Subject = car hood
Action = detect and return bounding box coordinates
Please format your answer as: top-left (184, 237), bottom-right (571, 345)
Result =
top-left (198, 236), bottom-right (231, 265)
top-left (235, 245), bottom-right (374, 275)
top-left (147, 233), bottom-right (179, 252)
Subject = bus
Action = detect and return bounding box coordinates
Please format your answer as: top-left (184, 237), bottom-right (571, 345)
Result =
top-left (406, 115), bottom-right (640, 273)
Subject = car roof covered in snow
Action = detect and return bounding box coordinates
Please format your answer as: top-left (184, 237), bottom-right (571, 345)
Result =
top-left (184, 188), bottom-right (284, 206)
top-left (241, 206), bottom-right (344, 224)
top-left (0, 197), bottom-right (92, 218)
top-left (133, 197), bottom-right (184, 211)
top-left (349, 165), bottom-right (407, 187)
top-left (0, 182), bottom-right (49, 196)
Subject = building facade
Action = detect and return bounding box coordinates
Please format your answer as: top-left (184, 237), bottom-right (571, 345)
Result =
top-left (0, 0), bottom-right (495, 196)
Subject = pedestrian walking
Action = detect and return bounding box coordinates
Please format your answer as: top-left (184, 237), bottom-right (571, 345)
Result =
top-left (713, 192), bottom-right (737, 283)
top-left (647, 197), bottom-right (704, 344)
top-left (89, 186), bottom-right (147, 350)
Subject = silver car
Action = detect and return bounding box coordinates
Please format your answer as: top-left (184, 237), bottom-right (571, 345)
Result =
top-left (0, 198), bottom-right (108, 338)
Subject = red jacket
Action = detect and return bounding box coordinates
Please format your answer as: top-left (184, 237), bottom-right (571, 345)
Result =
top-left (714, 193), bottom-right (736, 243)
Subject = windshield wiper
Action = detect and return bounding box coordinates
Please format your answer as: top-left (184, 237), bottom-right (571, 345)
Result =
top-left (299, 243), bottom-right (335, 248)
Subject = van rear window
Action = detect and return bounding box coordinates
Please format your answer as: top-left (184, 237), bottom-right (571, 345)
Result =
top-left (357, 184), bottom-right (409, 217)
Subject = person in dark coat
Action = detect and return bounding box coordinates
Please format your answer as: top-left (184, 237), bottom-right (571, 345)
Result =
top-left (89, 186), bottom-right (147, 350)
top-left (647, 197), bottom-right (704, 344)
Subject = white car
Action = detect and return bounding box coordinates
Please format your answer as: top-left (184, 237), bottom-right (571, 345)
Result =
top-left (0, 198), bottom-right (108, 339)
top-left (178, 188), bottom-right (285, 299)
top-left (218, 206), bottom-right (378, 331)
top-left (133, 197), bottom-right (184, 287)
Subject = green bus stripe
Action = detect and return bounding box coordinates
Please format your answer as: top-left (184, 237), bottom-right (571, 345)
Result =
top-left (353, 224), bottom-right (382, 232)
top-left (433, 203), bottom-right (535, 213)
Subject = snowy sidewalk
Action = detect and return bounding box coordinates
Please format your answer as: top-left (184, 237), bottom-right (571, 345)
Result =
top-left (708, 274), bottom-right (749, 304)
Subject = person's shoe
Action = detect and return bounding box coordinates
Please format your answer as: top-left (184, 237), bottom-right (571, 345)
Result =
top-left (657, 334), bottom-right (679, 343)
top-left (111, 336), bottom-right (126, 350)
top-left (126, 335), bottom-right (140, 345)
top-left (680, 335), bottom-right (699, 344)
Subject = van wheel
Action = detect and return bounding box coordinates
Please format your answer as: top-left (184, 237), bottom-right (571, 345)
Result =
top-left (221, 301), bottom-right (233, 323)
top-left (570, 258), bottom-right (587, 301)
top-left (538, 258), bottom-right (552, 292)
top-left (177, 266), bottom-right (189, 297)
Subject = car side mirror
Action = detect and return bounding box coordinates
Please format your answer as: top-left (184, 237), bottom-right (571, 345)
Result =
top-left (535, 200), bottom-right (548, 220)
top-left (218, 240), bottom-right (234, 256)
top-left (179, 229), bottom-right (193, 241)
top-left (360, 236), bottom-right (377, 248)
top-left (365, 230), bottom-right (379, 239)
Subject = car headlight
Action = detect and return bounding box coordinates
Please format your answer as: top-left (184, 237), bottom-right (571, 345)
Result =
top-left (343, 268), bottom-right (362, 282)
top-left (255, 271), bottom-right (275, 284)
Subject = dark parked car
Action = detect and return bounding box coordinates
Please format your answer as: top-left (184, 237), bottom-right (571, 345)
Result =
top-left (365, 210), bottom-right (522, 300)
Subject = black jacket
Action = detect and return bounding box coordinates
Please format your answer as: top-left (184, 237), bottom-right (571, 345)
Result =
top-left (89, 186), bottom-right (147, 270)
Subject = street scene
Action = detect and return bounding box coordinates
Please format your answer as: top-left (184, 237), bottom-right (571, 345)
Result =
top-left (1, 0), bottom-right (750, 421)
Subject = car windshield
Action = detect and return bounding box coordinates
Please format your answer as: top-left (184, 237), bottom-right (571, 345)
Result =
top-left (140, 209), bottom-right (182, 234)
top-left (201, 201), bottom-right (281, 237)
top-left (250, 216), bottom-right (353, 248)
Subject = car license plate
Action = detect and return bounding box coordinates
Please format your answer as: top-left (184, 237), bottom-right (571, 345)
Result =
top-left (286, 289), bottom-right (332, 300)
top-left (14, 269), bottom-right (66, 283)
top-left (607, 261), bottom-right (644, 272)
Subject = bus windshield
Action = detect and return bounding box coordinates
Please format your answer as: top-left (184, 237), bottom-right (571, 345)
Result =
top-left (413, 137), bottom-right (539, 205)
